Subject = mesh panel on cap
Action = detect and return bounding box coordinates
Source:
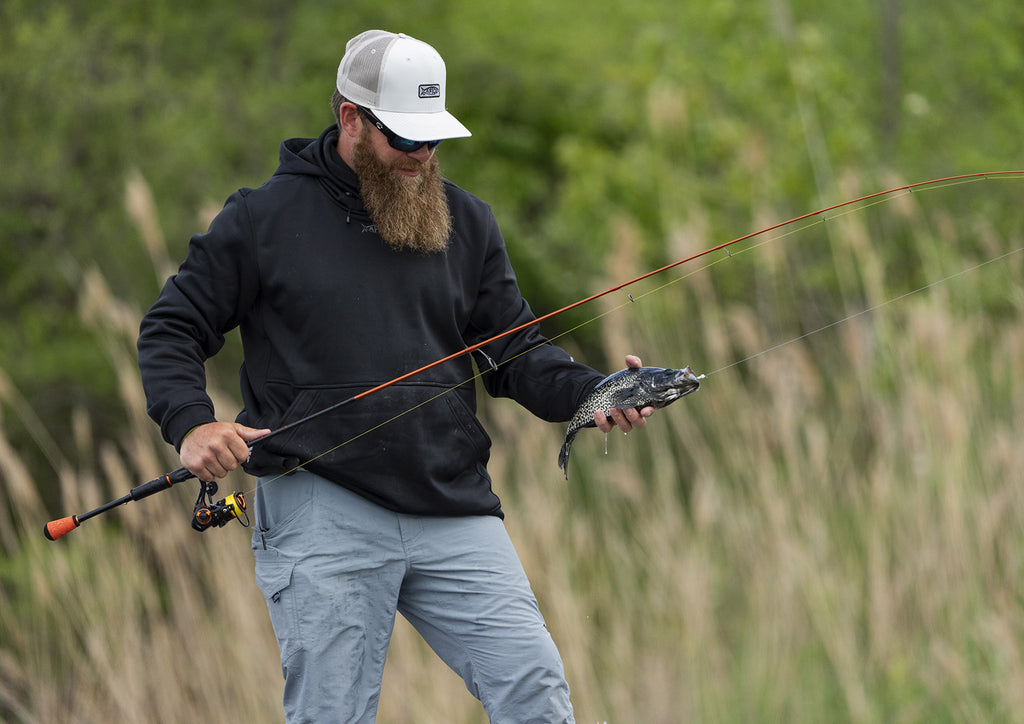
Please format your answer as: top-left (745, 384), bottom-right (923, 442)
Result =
top-left (341, 35), bottom-right (395, 104)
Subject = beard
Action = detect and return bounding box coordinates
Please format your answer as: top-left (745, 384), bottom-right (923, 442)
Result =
top-left (351, 130), bottom-right (453, 254)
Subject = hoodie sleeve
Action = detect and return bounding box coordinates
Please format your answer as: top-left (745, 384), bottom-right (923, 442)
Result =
top-left (137, 191), bottom-right (260, 449)
top-left (466, 211), bottom-right (604, 422)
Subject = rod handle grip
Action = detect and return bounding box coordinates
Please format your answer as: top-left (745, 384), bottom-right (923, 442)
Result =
top-left (130, 467), bottom-right (194, 501)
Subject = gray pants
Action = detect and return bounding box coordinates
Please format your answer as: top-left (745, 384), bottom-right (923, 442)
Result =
top-left (252, 470), bottom-right (575, 723)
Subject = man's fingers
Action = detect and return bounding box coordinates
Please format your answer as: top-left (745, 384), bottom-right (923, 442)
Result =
top-left (187, 446), bottom-right (234, 480)
top-left (181, 421), bottom-right (257, 480)
top-left (594, 407), bottom-right (648, 434)
top-left (610, 406), bottom-right (645, 432)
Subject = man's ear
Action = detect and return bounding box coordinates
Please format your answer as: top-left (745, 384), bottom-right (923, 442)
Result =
top-left (339, 102), bottom-right (363, 139)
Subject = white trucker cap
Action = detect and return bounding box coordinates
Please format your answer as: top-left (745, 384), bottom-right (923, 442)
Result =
top-left (337, 30), bottom-right (472, 142)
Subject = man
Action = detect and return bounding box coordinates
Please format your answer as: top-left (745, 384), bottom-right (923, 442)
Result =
top-left (138, 29), bottom-right (652, 723)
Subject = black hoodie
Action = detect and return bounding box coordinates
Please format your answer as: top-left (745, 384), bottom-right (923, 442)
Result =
top-left (137, 126), bottom-right (604, 517)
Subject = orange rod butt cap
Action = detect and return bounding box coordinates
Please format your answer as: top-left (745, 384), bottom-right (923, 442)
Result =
top-left (44, 516), bottom-right (80, 541)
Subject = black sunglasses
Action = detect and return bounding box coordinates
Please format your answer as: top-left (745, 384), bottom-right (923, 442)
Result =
top-left (357, 106), bottom-right (443, 153)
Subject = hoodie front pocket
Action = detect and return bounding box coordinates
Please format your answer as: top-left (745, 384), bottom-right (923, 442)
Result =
top-left (443, 387), bottom-right (492, 458)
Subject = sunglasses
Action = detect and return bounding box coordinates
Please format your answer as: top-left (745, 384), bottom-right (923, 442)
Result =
top-left (358, 106), bottom-right (443, 153)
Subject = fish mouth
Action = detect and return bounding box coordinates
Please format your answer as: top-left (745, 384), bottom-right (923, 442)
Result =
top-left (655, 371), bottom-right (701, 402)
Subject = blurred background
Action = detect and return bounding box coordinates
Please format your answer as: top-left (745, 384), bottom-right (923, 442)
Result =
top-left (1, 1), bottom-right (1022, 722)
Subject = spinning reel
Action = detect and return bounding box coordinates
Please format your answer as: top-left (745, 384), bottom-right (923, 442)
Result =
top-left (191, 480), bottom-right (249, 532)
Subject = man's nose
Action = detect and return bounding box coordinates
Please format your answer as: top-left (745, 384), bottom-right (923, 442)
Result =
top-left (407, 144), bottom-right (435, 163)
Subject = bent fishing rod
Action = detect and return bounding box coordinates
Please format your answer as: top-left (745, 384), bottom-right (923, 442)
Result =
top-left (43, 170), bottom-right (1023, 541)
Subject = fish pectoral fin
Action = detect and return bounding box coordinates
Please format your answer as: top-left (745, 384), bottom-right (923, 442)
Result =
top-left (607, 395), bottom-right (643, 410)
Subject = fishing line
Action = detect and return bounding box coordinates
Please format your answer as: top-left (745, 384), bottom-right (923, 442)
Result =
top-left (706, 246), bottom-right (1024, 377)
top-left (250, 384), bottom-right (477, 493)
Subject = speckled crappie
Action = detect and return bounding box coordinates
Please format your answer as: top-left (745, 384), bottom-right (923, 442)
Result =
top-left (558, 366), bottom-right (702, 479)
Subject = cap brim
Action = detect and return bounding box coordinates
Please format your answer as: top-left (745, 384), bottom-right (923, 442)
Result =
top-left (371, 109), bottom-right (472, 142)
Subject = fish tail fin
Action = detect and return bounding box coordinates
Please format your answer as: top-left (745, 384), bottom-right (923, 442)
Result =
top-left (558, 431), bottom-right (578, 479)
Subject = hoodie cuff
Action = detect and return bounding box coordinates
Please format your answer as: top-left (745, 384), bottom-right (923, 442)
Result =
top-left (163, 403), bottom-right (218, 452)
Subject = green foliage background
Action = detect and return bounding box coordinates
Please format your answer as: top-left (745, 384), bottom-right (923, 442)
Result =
top-left (3, 0), bottom-right (1020, 474)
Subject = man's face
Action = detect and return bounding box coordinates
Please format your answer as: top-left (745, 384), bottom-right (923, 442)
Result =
top-left (351, 122), bottom-right (452, 254)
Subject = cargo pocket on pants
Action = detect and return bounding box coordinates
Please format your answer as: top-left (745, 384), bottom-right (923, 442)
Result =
top-left (253, 549), bottom-right (298, 670)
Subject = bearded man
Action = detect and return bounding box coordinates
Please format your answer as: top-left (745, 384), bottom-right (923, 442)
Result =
top-left (137, 30), bottom-right (652, 724)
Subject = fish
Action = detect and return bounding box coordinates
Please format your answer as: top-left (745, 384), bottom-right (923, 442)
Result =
top-left (558, 366), bottom-right (702, 478)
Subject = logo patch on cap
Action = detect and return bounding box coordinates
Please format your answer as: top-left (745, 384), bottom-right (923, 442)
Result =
top-left (418, 84), bottom-right (441, 98)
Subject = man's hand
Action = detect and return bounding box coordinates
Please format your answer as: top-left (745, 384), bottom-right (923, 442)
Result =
top-left (594, 354), bottom-right (654, 434)
top-left (180, 422), bottom-right (271, 481)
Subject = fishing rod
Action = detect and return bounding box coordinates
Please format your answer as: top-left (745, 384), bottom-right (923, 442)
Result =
top-left (43, 467), bottom-right (248, 540)
top-left (42, 171), bottom-right (1023, 541)
top-left (180, 171), bottom-right (1024, 441)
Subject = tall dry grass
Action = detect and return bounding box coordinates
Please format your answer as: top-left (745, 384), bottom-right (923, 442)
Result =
top-left (1, 172), bottom-right (1023, 723)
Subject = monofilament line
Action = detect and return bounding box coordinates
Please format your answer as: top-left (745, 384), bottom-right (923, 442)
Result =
top-left (707, 247), bottom-right (1024, 377)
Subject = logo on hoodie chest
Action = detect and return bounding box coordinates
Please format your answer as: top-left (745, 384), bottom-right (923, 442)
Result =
top-left (361, 223), bottom-right (378, 234)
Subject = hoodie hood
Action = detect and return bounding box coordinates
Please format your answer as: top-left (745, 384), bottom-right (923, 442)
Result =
top-left (275, 125), bottom-right (368, 218)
